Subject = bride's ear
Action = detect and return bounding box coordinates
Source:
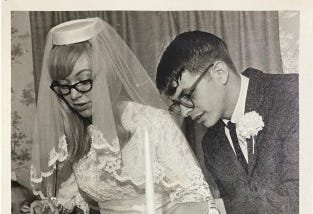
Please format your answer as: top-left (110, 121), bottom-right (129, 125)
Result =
top-left (211, 61), bottom-right (229, 85)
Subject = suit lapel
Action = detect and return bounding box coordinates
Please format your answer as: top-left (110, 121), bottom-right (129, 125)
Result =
top-left (243, 68), bottom-right (268, 176)
top-left (210, 120), bottom-right (249, 177)
top-left (247, 134), bottom-right (264, 176)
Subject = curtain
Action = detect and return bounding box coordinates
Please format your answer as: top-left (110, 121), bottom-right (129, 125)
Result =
top-left (29, 11), bottom-right (283, 197)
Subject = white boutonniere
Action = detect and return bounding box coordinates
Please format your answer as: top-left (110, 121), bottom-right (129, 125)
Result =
top-left (237, 111), bottom-right (264, 154)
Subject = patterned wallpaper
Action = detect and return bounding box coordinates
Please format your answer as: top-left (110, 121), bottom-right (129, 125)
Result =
top-left (11, 11), bottom-right (36, 186)
top-left (10, 11), bottom-right (299, 187)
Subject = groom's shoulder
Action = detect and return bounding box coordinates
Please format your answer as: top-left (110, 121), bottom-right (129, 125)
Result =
top-left (243, 67), bottom-right (298, 96)
top-left (242, 67), bottom-right (298, 83)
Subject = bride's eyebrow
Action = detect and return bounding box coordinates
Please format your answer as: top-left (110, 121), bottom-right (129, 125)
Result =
top-left (60, 69), bottom-right (92, 83)
top-left (75, 69), bottom-right (92, 77)
top-left (63, 69), bottom-right (92, 81)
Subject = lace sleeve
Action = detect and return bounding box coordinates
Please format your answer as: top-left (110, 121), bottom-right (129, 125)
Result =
top-left (150, 110), bottom-right (214, 205)
top-left (57, 173), bottom-right (89, 213)
top-left (121, 102), bottom-right (217, 212)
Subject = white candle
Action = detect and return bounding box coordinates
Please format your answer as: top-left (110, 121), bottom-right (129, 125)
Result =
top-left (144, 130), bottom-right (156, 214)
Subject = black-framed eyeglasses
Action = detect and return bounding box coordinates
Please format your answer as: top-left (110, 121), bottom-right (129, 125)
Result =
top-left (50, 79), bottom-right (93, 96)
top-left (169, 63), bottom-right (214, 115)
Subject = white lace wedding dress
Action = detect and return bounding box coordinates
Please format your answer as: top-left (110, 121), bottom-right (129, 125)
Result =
top-left (56, 101), bottom-right (213, 213)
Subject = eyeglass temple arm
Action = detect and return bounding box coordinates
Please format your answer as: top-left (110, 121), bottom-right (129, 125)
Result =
top-left (185, 64), bottom-right (213, 95)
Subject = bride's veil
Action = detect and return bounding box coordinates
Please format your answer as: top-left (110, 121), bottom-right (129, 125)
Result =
top-left (30, 17), bottom-right (201, 200)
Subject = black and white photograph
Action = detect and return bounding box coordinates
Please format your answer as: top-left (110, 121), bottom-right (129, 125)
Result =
top-left (2, 1), bottom-right (313, 214)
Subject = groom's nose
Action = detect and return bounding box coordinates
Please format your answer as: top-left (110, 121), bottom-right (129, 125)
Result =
top-left (180, 105), bottom-right (192, 117)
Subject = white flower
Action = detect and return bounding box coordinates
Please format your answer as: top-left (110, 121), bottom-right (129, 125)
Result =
top-left (237, 111), bottom-right (264, 139)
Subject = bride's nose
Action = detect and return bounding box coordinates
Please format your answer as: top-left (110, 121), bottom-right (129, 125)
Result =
top-left (70, 88), bottom-right (82, 100)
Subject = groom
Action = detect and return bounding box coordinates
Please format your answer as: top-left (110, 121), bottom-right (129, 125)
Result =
top-left (156, 31), bottom-right (298, 214)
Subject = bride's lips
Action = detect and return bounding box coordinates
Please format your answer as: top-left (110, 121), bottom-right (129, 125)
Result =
top-left (73, 102), bottom-right (90, 111)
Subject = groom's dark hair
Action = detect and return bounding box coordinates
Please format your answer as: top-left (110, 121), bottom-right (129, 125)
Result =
top-left (156, 31), bottom-right (236, 96)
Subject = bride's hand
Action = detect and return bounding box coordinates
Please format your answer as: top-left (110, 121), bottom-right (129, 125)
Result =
top-left (30, 199), bottom-right (61, 214)
top-left (20, 201), bottom-right (31, 213)
top-left (30, 200), bottom-right (43, 214)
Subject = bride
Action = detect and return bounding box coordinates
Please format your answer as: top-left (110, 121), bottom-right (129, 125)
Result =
top-left (30, 17), bottom-right (219, 214)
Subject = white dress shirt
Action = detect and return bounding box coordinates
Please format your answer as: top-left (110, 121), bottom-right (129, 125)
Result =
top-left (223, 74), bottom-right (250, 162)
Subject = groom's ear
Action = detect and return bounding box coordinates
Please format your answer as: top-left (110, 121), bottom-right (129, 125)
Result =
top-left (211, 61), bottom-right (229, 85)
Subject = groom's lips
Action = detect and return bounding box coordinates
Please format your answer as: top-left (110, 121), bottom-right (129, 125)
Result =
top-left (194, 112), bottom-right (205, 123)
top-left (191, 112), bottom-right (202, 120)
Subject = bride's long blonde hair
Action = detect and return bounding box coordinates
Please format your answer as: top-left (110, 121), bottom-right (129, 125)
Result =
top-left (48, 41), bottom-right (92, 163)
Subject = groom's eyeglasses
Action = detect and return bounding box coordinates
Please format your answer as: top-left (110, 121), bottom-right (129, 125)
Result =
top-left (50, 79), bottom-right (93, 96)
top-left (169, 64), bottom-right (214, 115)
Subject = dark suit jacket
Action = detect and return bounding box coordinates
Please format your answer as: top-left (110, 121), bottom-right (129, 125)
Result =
top-left (202, 68), bottom-right (299, 214)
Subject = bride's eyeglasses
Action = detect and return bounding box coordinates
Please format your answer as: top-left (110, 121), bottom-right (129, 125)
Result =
top-left (50, 79), bottom-right (93, 96)
top-left (169, 64), bottom-right (213, 115)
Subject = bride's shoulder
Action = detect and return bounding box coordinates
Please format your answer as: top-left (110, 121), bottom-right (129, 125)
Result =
top-left (122, 101), bottom-right (168, 117)
top-left (120, 101), bottom-right (173, 127)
